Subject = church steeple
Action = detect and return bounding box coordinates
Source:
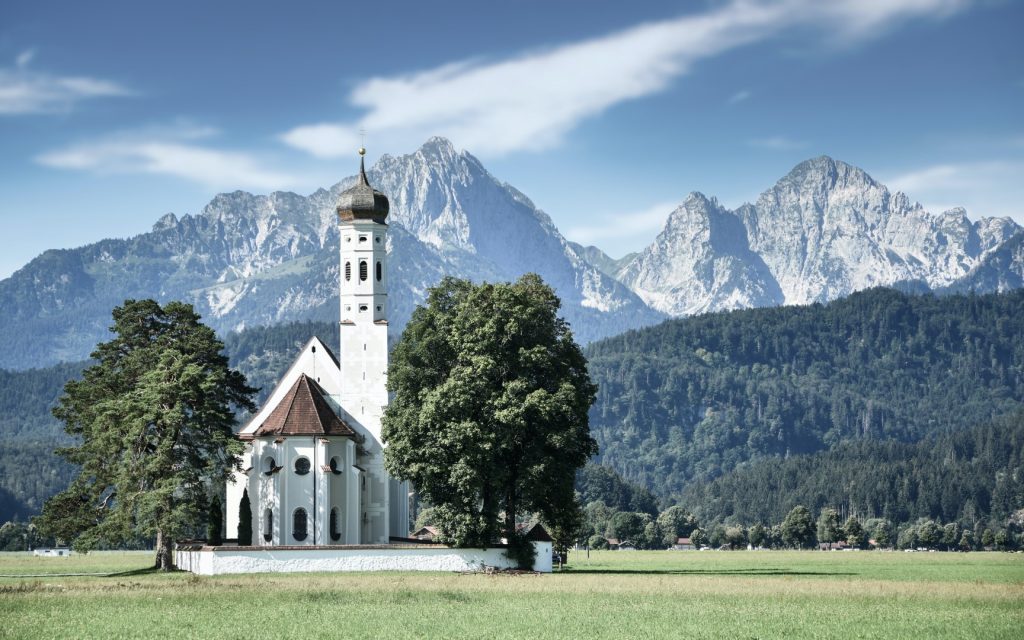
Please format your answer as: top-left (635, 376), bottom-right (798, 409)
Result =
top-left (336, 148), bottom-right (389, 442)
top-left (337, 148), bottom-right (389, 224)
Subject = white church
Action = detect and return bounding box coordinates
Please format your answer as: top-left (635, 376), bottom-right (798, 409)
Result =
top-left (223, 150), bottom-right (406, 547)
top-left (178, 152), bottom-right (552, 574)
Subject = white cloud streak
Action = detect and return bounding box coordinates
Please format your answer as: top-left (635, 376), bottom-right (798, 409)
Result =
top-left (0, 50), bottom-right (133, 115)
top-left (36, 123), bottom-right (300, 191)
top-left (886, 160), bottom-right (1024, 221)
top-left (728, 90), bottom-right (752, 105)
top-left (748, 135), bottom-right (808, 150)
top-left (281, 0), bottom-right (972, 158)
top-left (566, 200), bottom-right (677, 249)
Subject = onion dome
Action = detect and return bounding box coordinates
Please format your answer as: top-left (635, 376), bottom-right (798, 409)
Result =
top-left (336, 148), bottom-right (389, 223)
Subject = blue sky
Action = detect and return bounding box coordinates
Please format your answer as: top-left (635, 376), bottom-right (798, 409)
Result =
top-left (0, 0), bottom-right (1021, 278)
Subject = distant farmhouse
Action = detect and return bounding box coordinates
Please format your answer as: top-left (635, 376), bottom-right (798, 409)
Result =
top-left (177, 153), bottom-right (551, 575)
top-left (32, 548), bottom-right (71, 557)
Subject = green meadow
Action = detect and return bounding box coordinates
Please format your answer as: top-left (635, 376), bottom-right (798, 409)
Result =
top-left (2, 550), bottom-right (1022, 639)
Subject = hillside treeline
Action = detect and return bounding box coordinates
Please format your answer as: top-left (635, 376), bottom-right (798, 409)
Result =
top-left (682, 411), bottom-right (1024, 527)
top-left (585, 288), bottom-right (1024, 496)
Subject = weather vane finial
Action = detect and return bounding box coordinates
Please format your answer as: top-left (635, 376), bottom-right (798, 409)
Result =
top-left (358, 128), bottom-right (366, 156)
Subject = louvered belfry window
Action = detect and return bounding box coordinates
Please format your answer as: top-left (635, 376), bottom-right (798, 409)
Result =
top-left (359, 260), bottom-right (368, 281)
top-left (345, 262), bottom-right (351, 281)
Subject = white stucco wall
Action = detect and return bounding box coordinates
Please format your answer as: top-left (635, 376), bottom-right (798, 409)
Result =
top-left (177, 543), bottom-right (553, 575)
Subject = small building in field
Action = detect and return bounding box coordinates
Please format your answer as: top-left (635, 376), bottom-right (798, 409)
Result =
top-left (671, 537), bottom-right (695, 551)
top-left (32, 548), bottom-right (71, 557)
top-left (818, 541), bottom-right (850, 551)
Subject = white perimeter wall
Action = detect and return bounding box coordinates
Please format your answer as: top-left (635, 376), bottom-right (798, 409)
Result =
top-left (177, 544), bottom-right (553, 575)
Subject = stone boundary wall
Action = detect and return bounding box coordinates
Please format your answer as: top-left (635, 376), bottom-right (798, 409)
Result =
top-left (176, 543), bottom-right (553, 575)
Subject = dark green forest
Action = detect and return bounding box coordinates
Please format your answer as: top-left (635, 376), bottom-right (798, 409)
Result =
top-left (2, 288), bottom-right (1023, 534)
top-left (682, 411), bottom-right (1024, 527)
top-left (585, 288), bottom-right (1024, 500)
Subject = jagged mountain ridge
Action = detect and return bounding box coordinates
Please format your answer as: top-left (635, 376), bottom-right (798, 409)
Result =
top-left (2, 147), bottom-right (1021, 370)
top-left (619, 156), bottom-right (1022, 315)
top-left (0, 138), bottom-right (663, 370)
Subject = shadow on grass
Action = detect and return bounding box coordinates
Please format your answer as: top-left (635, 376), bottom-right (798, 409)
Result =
top-left (0, 566), bottom-right (161, 579)
top-left (107, 567), bottom-right (163, 577)
top-left (562, 568), bottom-right (857, 577)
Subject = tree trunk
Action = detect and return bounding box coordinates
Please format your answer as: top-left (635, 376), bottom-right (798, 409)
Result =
top-left (154, 529), bottom-right (174, 571)
top-left (504, 491), bottom-right (516, 543)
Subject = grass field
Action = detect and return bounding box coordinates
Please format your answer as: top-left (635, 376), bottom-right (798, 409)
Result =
top-left (2, 549), bottom-right (1022, 639)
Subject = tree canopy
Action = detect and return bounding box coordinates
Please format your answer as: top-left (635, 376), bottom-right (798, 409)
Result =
top-left (36, 299), bottom-right (255, 569)
top-left (382, 275), bottom-right (598, 550)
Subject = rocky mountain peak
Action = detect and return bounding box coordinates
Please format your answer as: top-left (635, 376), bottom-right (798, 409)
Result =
top-left (152, 212), bottom-right (179, 232)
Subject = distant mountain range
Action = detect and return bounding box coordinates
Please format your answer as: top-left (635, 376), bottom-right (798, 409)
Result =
top-left (1, 139), bottom-right (1021, 370)
top-left (616, 156), bottom-right (1022, 315)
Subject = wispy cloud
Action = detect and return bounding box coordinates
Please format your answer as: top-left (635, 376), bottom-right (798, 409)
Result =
top-left (36, 122), bottom-right (300, 191)
top-left (885, 160), bottom-right (1024, 220)
top-left (566, 200), bottom-right (677, 249)
top-left (727, 90), bottom-right (752, 105)
top-left (748, 136), bottom-right (808, 150)
top-left (0, 50), bottom-right (133, 115)
top-left (281, 0), bottom-right (972, 158)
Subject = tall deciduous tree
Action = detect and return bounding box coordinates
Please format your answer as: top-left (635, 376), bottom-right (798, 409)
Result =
top-left (382, 275), bottom-right (598, 549)
top-left (782, 505), bottom-right (816, 549)
top-left (817, 508), bottom-right (841, 547)
top-left (657, 506), bottom-right (698, 546)
top-left (36, 300), bottom-right (255, 569)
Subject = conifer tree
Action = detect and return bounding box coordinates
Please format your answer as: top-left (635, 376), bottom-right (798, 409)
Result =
top-left (238, 489), bottom-right (253, 546)
top-left (36, 299), bottom-right (256, 569)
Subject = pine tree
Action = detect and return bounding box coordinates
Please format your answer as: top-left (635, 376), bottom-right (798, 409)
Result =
top-left (36, 299), bottom-right (256, 569)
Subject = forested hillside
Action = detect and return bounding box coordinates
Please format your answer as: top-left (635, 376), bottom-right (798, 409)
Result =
top-left (682, 411), bottom-right (1024, 526)
top-left (585, 288), bottom-right (1024, 495)
top-left (3, 288), bottom-right (1023, 528)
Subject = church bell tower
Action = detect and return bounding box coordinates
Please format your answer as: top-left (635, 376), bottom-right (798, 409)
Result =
top-left (336, 148), bottom-right (389, 444)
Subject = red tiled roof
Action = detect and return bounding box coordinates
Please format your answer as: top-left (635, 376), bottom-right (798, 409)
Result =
top-left (253, 374), bottom-right (355, 438)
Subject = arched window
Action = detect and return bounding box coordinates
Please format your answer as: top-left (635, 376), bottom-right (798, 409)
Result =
top-left (330, 507), bottom-right (341, 542)
top-left (376, 261), bottom-right (382, 281)
top-left (263, 508), bottom-right (273, 542)
top-left (359, 260), bottom-right (368, 281)
top-left (262, 456), bottom-right (276, 476)
top-left (329, 456), bottom-right (342, 475)
top-left (294, 457), bottom-right (310, 475)
top-left (344, 261), bottom-right (351, 281)
top-left (293, 509), bottom-right (308, 541)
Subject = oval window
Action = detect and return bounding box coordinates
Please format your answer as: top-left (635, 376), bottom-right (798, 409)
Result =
top-left (263, 508), bottom-right (273, 542)
top-left (359, 260), bottom-right (368, 281)
top-left (376, 261), bottom-right (382, 281)
top-left (293, 509), bottom-right (308, 541)
top-left (344, 262), bottom-right (351, 281)
top-left (294, 457), bottom-right (311, 475)
top-left (330, 507), bottom-right (341, 542)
